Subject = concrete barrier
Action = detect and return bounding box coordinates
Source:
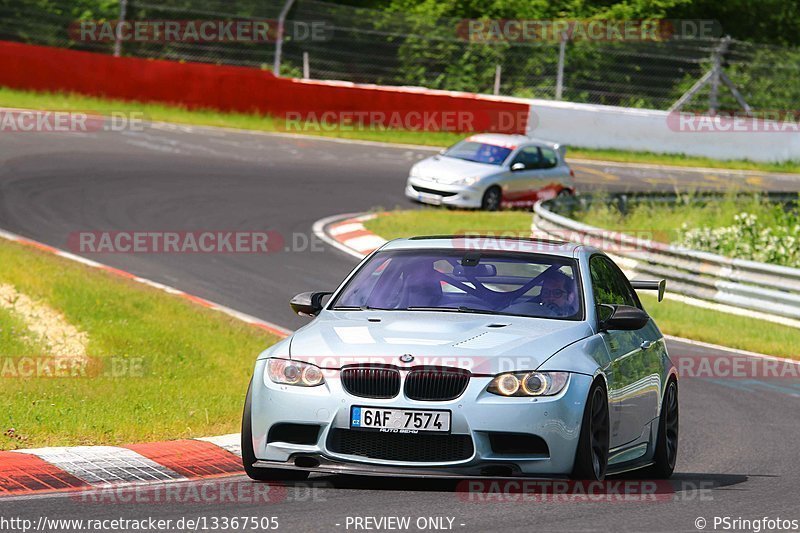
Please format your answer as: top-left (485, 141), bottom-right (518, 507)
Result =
top-left (525, 99), bottom-right (800, 162)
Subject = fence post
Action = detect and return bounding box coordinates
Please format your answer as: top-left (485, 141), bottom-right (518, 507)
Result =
top-left (709, 36), bottom-right (730, 114)
top-left (555, 32), bottom-right (567, 100)
top-left (113, 0), bottom-right (128, 57)
top-left (303, 51), bottom-right (310, 79)
top-left (493, 64), bottom-right (501, 95)
top-left (273, 0), bottom-right (298, 76)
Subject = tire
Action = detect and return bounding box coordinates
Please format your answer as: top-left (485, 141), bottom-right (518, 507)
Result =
top-left (571, 380), bottom-right (610, 481)
top-left (241, 380), bottom-right (310, 481)
top-left (481, 186), bottom-right (502, 211)
top-left (644, 378), bottom-right (679, 479)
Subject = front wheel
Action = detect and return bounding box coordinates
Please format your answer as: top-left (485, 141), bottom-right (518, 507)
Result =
top-left (571, 381), bottom-right (610, 480)
top-left (241, 380), bottom-right (310, 481)
top-left (481, 186), bottom-right (502, 211)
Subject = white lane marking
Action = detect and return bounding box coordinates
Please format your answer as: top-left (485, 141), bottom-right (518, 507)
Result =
top-left (196, 434), bottom-right (241, 457)
top-left (329, 222), bottom-right (365, 236)
top-left (343, 234), bottom-right (387, 253)
top-left (12, 447), bottom-right (184, 484)
top-left (312, 213), bottom-right (373, 260)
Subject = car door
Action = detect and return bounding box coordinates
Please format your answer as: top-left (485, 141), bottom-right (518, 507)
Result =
top-left (589, 255), bottom-right (661, 448)
top-left (533, 146), bottom-right (567, 201)
top-left (503, 145), bottom-right (545, 206)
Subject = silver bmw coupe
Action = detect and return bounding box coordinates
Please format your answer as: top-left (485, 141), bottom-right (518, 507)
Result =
top-left (242, 236), bottom-right (678, 481)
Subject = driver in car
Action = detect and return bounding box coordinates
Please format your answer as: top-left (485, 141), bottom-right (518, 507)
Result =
top-left (539, 270), bottom-right (579, 317)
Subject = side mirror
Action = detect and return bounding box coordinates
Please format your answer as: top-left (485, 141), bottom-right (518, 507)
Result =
top-left (290, 291), bottom-right (332, 317)
top-left (598, 304), bottom-right (649, 331)
top-left (510, 162), bottom-right (526, 172)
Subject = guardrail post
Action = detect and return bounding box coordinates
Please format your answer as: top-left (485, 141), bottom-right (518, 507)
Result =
top-left (493, 64), bottom-right (501, 95)
top-left (303, 51), bottom-right (310, 79)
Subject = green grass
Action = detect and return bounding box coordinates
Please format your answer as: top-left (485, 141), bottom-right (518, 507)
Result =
top-left (0, 307), bottom-right (47, 357)
top-left (365, 209), bottom-right (800, 358)
top-left (365, 208), bottom-right (533, 241)
top-left (0, 239), bottom-right (279, 450)
top-left (571, 192), bottom-right (798, 243)
top-left (1, 86), bottom-right (798, 173)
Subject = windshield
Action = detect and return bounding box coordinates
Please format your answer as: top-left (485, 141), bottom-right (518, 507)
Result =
top-left (331, 250), bottom-right (583, 320)
top-left (443, 141), bottom-right (512, 166)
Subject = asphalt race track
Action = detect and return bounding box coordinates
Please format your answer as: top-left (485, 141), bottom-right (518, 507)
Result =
top-left (1, 123), bottom-right (799, 532)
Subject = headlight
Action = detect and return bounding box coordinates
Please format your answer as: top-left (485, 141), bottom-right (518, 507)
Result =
top-left (409, 164), bottom-right (421, 178)
top-left (488, 371), bottom-right (569, 397)
top-left (451, 176), bottom-right (481, 186)
top-left (265, 358), bottom-right (325, 387)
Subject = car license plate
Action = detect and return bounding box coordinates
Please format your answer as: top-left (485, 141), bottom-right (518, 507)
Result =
top-left (350, 406), bottom-right (450, 433)
top-left (418, 193), bottom-right (442, 205)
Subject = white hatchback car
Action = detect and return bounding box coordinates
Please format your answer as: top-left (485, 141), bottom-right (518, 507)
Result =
top-left (405, 134), bottom-right (575, 210)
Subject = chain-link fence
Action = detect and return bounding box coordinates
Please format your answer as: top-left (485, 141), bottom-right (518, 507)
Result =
top-left (1, 0), bottom-right (798, 112)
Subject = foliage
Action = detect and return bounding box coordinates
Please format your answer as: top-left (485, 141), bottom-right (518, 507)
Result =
top-left (679, 211), bottom-right (800, 267)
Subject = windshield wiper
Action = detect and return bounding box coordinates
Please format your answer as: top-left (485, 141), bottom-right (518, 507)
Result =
top-left (406, 306), bottom-right (505, 316)
top-left (331, 305), bottom-right (397, 311)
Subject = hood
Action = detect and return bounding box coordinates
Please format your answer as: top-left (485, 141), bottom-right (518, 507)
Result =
top-left (413, 155), bottom-right (501, 184)
top-left (288, 310), bottom-right (593, 375)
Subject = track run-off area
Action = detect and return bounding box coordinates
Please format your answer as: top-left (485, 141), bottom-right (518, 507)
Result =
top-left (1, 121), bottom-right (799, 532)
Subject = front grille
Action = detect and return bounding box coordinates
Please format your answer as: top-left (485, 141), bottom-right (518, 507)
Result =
top-left (327, 428), bottom-right (474, 462)
top-left (341, 366), bottom-right (401, 398)
top-left (405, 367), bottom-right (470, 401)
top-left (412, 185), bottom-right (457, 197)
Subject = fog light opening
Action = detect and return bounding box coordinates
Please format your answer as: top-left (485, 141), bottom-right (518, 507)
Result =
top-left (294, 456), bottom-right (320, 468)
top-left (481, 465), bottom-right (513, 477)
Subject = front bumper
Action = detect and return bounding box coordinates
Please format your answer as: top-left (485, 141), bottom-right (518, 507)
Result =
top-left (248, 360), bottom-right (592, 476)
top-left (404, 177), bottom-right (483, 209)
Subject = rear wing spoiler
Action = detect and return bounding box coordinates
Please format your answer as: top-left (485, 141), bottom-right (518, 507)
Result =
top-left (630, 279), bottom-right (666, 302)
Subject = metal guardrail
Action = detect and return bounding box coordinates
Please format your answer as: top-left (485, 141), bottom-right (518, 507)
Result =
top-left (532, 196), bottom-right (800, 321)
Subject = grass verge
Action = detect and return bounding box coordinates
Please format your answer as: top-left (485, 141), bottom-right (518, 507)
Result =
top-left (364, 209), bottom-right (800, 358)
top-left (571, 192), bottom-right (796, 239)
top-left (2, 86), bottom-right (798, 173)
top-left (0, 239), bottom-right (279, 450)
